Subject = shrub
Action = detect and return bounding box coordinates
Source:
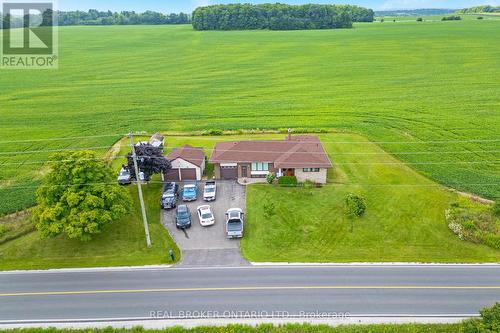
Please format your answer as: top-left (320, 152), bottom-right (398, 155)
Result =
top-left (203, 129), bottom-right (223, 136)
top-left (345, 194), bottom-right (366, 218)
top-left (462, 303), bottom-right (500, 332)
top-left (477, 16), bottom-right (484, 20)
top-left (417, 17), bottom-right (423, 22)
top-left (278, 176), bottom-right (298, 187)
top-left (266, 173), bottom-right (277, 184)
top-left (481, 302), bottom-right (500, 331)
top-left (442, 15), bottom-right (462, 21)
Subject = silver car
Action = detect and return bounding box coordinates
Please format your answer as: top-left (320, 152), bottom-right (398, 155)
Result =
top-left (225, 208), bottom-right (244, 238)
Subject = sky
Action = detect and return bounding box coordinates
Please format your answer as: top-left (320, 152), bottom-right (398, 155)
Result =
top-left (57, 0), bottom-right (500, 13)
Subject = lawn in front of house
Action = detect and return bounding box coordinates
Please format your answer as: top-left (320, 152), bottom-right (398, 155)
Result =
top-left (241, 133), bottom-right (500, 263)
top-left (0, 176), bottom-right (180, 271)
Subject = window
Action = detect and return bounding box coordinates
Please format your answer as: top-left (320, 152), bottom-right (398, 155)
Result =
top-left (252, 162), bottom-right (269, 171)
top-left (303, 168), bottom-right (320, 172)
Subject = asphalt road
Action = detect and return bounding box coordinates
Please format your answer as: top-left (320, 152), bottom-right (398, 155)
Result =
top-left (0, 265), bottom-right (499, 326)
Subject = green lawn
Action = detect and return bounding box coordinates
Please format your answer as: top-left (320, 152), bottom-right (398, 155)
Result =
top-left (241, 133), bottom-right (500, 263)
top-left (0, 178), bottom-right (180, 271)
top-left (0, 323), bottom-right (462, 333)
top-left (1, 19), bottom-right (499, 215)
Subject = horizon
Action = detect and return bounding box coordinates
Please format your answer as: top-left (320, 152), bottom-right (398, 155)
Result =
top-left (54, 1), bottom-right (500, 14)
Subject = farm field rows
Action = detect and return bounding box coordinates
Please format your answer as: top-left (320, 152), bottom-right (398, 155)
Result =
top-left (0, 19), bottom-right (499, 215)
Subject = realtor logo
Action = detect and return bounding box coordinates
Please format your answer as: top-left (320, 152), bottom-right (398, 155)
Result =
top-left (1, 1), bottom-right (58, 69)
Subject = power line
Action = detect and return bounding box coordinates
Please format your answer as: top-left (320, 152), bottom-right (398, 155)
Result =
top-left (1, 180), bottom-right (498, 190)
top-left (0, 146), bottom-right (112, 156)
top-left (0, 134), bottom-right (124, 145)
top-left (1, 158), bottom-right (499, 167)
top-left (0, 133), bottom-right (498, 145)
top-left (1, 144), bottom-right (499, 157)
top-left (167, 137), bottom-right (500, 144)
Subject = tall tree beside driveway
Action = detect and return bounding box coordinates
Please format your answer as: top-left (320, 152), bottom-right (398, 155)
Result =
top-left (33, 151), bottom-right (131, 242)
top-left (127, 144), bottom-right (171, 180)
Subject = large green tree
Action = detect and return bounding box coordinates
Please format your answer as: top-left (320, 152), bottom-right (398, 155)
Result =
top-left (33, 151), bottom-right (131, 241)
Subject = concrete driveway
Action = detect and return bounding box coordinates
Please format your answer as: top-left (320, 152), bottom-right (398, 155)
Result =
top-left (161, 180), bottom-right (249, 267)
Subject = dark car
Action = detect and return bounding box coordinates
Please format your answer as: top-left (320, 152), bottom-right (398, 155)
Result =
top-left (161, 182), bottom-right (179, 210)
top-left (175, 205), bottom-right (192, 229)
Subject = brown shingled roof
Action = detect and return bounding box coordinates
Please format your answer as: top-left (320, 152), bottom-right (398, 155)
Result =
top-left (167, 145), bottom-right (205, 167)
top-left (209, 135), bottom-right (332, 168)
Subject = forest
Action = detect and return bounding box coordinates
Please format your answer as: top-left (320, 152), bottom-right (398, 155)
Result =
top-left (0, 9), bottom-right (190, 28)
top-left (192, 3), bottom-right (374, 30)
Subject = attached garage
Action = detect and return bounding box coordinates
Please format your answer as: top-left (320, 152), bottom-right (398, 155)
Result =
top-left (220, 165), bottom-right (238, 180)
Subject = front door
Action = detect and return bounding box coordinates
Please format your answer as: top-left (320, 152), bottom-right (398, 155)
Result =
top-left (285, 168), bottom-right (295, 177)
top-left (241, 166), bottom-right (248, 178)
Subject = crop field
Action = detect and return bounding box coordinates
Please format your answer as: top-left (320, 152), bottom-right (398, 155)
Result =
top-left (0, 19), bottom-right (499, 215)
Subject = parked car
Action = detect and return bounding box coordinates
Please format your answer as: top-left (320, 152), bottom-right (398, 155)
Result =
top-left (161, 182), bottom-right (179, 210)
top-left (175, 205), bottom-right (192, 229)
top-left (117, 167), bottom-right (132, 185)
top-left (203, 181), bottom-right (217, 202)
top-left (182, 183), bottom-right (198, 202)
top-left (138, 171), bottom-right (150, 182)
top-left (225, 208), bottom-right (244, 239)
top-left (197, 205), bottom-right (215, 227)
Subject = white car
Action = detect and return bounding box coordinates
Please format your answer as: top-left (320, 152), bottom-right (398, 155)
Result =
top-left (197, 205), bottom-right (215, 227)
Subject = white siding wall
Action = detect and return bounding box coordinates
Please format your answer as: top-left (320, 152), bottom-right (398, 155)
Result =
top-left (171, 158), bottom-right (202, 180)
top-left (295, 168), bottom-right (327, 184)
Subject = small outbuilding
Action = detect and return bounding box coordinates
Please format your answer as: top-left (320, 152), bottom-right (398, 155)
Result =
top-left (164, 145), bottom-right (205, 181)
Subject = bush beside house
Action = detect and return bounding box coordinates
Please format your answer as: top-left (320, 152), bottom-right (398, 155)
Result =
top-left (278, 176), bottom-right (298, 186)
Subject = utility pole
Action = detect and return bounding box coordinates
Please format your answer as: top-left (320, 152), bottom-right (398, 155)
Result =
top-left (129, 132), bottom-right (152, 248)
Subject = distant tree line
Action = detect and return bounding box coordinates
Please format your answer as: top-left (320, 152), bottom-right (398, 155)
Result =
top-left (0, 9), bottom-right (190, 28)
top-left (456, 5), bottom-right (500, 14)
top-left (192, 3), bottom-right (374, 31)
top-left (57, 10), bottom-right (190, 26)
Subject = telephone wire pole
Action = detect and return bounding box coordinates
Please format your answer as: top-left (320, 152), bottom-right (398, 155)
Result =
top-left (129, 132), bottom-right (152, 248)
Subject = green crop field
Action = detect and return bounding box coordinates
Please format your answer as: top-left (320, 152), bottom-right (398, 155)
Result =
top-left (0, 19), bottom-right (499, 216)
